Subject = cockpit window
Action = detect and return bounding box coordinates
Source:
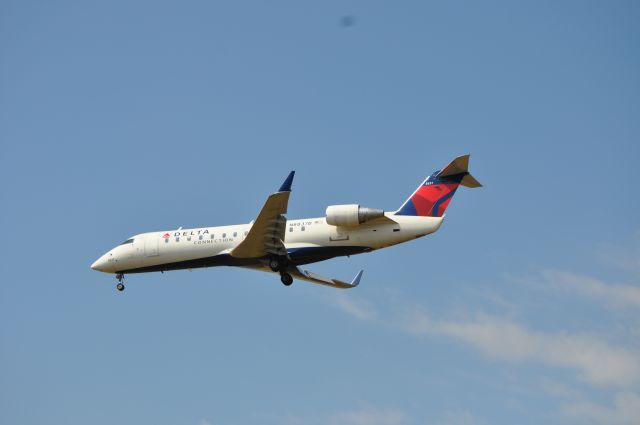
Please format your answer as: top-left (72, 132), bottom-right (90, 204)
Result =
top-left (120, 238), bottom-right (134, 245)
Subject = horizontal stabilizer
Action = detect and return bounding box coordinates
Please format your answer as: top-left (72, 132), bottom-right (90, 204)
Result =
top-left (438, 154), bottom-right (482, 188)
top-left (460, 174), bottom-right (482, 188)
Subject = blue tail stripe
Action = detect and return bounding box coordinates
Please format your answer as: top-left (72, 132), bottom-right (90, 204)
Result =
top-left (430, 188), bottom-right (457, 216)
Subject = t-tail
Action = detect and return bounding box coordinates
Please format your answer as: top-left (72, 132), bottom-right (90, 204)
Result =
top-left (395, 154), bottom-right (482, 217)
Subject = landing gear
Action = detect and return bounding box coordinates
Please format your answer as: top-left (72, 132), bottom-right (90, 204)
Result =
top-left (267, 256), bottom-right (292, 286)
top-left (269, 258), bottom-right (281, 272)
top-left (280, 272), bottom-right (293, 286)
top-left (116, 273), bottom-right (125, 292)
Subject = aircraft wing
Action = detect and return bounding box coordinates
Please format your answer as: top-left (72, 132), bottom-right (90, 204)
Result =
top-left (230, 171), bottom-right (295, 259)
top-left (289, 267), bottom-right (363, 289)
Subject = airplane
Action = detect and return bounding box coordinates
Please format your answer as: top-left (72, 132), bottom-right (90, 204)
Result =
top-left (91, 154), bottom-right (481, 291)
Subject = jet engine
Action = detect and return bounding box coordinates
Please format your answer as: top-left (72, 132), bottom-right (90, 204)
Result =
top-left (326, 204), bottom-right (384, 227)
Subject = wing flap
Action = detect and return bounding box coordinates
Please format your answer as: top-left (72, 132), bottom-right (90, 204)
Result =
top-left (290, 267), bottom-right (363, 289)
top-left (230, 173), bottom-right (294, 259)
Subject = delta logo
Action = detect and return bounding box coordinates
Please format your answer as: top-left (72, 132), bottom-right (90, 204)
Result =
top-left (162, 233), bottom-right (170, 238)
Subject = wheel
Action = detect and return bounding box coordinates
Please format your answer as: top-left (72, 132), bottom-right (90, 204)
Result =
top-left (116, 283), bottom-right (125, 291)
top-left (280, 272), bottom-right (293, 286)
top-left (269, 258), bottom-right (281, 272)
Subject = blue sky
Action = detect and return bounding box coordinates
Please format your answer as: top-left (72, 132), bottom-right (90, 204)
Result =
top-left (1, 1), bottom-right (639, 424)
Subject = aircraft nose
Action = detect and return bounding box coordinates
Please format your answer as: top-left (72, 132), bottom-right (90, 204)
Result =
top-left (91, 255), bottom-right (111, 273)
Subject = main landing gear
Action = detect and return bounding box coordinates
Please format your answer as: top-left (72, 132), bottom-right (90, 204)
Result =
top-left (116, 273), bottom-right (125, 292)
top-left (269, 256), bottom-right (293, 286)
top-left (269, 258), bottom-right (282, 272)
top-left (280, 272), bottom-right (293, 286)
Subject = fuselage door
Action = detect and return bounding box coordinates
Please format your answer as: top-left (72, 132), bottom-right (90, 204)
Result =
top-left (144, 233), bottom-right (160, 257)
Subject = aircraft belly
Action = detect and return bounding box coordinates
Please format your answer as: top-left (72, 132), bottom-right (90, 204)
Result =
top-left (118, 253), bottom-right (260, 274)
top-left (287, 245), bottom-right (372, 265)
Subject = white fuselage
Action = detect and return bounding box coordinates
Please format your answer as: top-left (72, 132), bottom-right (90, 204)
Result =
top-left (91, 213), bottom-right (444, 274)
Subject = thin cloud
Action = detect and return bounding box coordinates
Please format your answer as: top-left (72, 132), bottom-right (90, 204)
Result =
top-left (329, 407), bottom-right (408, 425)
top-left (595, 240), bottom-right (640, 275)
top-left (540, 379), bottom-right (582, 399)
top-left (434, 409), bottom-right (484, 425)
top-left (507, 270), bottom-right (640, 310)
top-left (402, 311), bottom-right (640, 387)
top-left (562, 391), bottom-right (640, 425)
top-left (540, 270), bottom-right (640, 309)
top-left (331, 293), bottom-right (377, 321)
top-left (332, 294), bottom-right (640, 388)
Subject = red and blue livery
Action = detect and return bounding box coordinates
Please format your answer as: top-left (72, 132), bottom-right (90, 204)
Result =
top-left (395, 154), bottom-right (482, 217)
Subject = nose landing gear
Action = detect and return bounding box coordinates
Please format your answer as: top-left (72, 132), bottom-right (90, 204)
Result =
top-left (116, 273), bottom-right (125, 292)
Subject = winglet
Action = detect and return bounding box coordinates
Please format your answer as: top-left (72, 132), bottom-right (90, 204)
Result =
top-left (349, 269), bottom-right (364, 288)
top-left (278, 171), bottom-right (295, 192)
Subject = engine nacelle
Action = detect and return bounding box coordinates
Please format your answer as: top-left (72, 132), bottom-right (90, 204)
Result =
top-left (325, 204), bottom-right (384, 227)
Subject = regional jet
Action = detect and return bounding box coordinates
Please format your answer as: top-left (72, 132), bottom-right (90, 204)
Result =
top-left (91, 155), bottom-right (481, 291)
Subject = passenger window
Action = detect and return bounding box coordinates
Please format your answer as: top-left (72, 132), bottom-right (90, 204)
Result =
top-left (289, 227), bottom-right (293, 232)
top-left (244, 231), bottom-right (248, 236)
top-left (199, 235), bottom-right (203, 240)
top-left (176, 237), bottom-right (180, 242)
top-left (210, 234), bottom-right (215, 239)
top-left (187, 236), bottom-right (191, 241)
top-left (164, 238), bottom-right (169, 243)
top-left (233, 232), bottom-right (237, 237)
top-left (222, 233), bottom-right (226, 238)
top-left (301, 226), bottom-right (305, 231)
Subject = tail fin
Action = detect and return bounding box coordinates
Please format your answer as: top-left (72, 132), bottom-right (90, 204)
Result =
top-left (395, 154), bottom-right (481, 217)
